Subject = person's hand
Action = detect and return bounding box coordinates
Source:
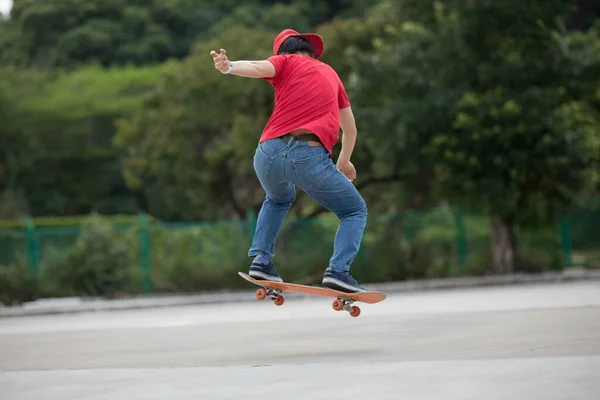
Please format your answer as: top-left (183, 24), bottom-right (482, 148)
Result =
top-left (337, 159), bottom-right (357, 182)
top-left (210, 49), bottom-right (230, 73)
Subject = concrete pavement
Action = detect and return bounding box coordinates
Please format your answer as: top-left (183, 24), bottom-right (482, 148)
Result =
top-left (2, 268), bottom-right (599, 318)
top-left (1, 281), bottom-right (599, 399)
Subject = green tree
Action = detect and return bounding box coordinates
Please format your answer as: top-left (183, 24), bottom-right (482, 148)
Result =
top-left (349, 0), bottom-right (600, 273)
top-left (211, 3), bottom-right (312, 33)
top-left (0, 0), bottom-right (206, 68)
top-left (114, 27), bottom-right (279, 221)
top-left (112, 9), bottom-right (432, 222)
top-left (0, 64), bottom-right (161, 216)
top-left (0, 0), bottom-right (380, 69)
top-left (0, 67), bottom-right (53, 216)
top-left (319, 1), bottom-right (445, 215)
top-left (429, 0), bottom-right (599, 273)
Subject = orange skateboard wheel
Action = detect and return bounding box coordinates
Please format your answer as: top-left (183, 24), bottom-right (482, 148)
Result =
top-left (350, 306), bottom-right (361, 317)
top-left (332, 300), bottom-right (344, 311)
top-left (273, 295), bottom-right (284, 306)
top-left (255, 288), bottom-right (266, 300)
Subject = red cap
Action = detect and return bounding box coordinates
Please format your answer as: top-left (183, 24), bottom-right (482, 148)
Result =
top-left (272, 29), bottom-right (324, 59)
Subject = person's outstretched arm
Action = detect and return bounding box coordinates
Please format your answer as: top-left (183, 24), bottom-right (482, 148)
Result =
top-left (210, 49), bottom-right (275, 79)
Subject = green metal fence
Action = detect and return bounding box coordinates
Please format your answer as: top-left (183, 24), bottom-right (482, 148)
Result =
top-left (0, 209), bottom-right (598, 295)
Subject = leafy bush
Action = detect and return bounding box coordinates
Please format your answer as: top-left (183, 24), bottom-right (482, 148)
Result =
top-left (0, 229), bottom-right (27, 267)
top-left (0, 256), bottom-right (39, 305)
top-left (515, 228), bottom-right (564, 273)
top-left (149, 221), bottom-right (252, 292)
top-left (358, 211), bottom-right (472, 281)
top-left (39, 215), bottom-right (137, 297)
top-left (0, 210), bottom-right (583, 305)
top-left (358, 215), bottom-right (412, 282)
top-left (0, 214), bottom-right (155, 230)
top-left (271, 217), bottom-right (338, 284)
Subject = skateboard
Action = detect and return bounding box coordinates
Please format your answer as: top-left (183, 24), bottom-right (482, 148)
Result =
top-left (238, 272), bottom-right (386, 318)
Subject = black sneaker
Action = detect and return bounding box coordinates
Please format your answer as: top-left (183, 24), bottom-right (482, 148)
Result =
top-left (322, 267), bottom-right (366, 293)
top-left (249, 255), bottom-right (283, 282)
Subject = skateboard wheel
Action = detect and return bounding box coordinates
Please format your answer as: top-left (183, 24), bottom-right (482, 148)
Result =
top-left (332, 300), bottom-right (344, 311)
top-left (273, 295), bottom-right (284, 306)
top-left (255, 288), bottom-right (266, 300)
top-left (350, 306), bottom-right (361, 317)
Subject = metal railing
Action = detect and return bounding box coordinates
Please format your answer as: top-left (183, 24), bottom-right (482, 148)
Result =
top-left (0, 209), bottom-right (598, 294)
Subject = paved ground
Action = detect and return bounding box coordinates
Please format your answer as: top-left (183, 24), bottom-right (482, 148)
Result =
top-left (1, 281), bottom-right (599, 399)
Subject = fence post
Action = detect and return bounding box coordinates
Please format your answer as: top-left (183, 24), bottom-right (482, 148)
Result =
top-left (559, 216), bottom-right (572, 268)
top-left (25, 217), bottom-right (40, 275)
top-left (247, 208), bottom-right (257, 246)
top-left (454, 210), bottom-right (467, 275)
top-left (138, 212), bottom-right (153, 293)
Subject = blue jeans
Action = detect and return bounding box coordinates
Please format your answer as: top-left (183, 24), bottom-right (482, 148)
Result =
top-left (248, 137), bottom-right (367, 271)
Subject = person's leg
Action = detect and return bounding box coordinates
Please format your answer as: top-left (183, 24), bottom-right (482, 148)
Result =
top-left (286, 143), bottom-right (368, 292)
top-left (248, 140), bottom-right (295, 282)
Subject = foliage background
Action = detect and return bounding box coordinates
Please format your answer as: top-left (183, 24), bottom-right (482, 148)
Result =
top-left (1, 0), bottom-right (599, 304)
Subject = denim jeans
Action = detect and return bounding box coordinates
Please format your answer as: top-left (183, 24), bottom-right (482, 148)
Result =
top-left (248, 137), bottom-right (367, 271)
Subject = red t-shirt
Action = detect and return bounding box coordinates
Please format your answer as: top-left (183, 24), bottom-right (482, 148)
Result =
top-left (260, 54), bottom-right (351, 154)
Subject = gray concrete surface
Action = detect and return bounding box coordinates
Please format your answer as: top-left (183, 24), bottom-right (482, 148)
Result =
top-left (2, 268), bottom-right (599, 318)
top-left (1, 281), bottom-right (600, 399)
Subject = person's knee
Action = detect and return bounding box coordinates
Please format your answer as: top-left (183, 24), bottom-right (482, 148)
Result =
top-left (356, 198), bottom-right (367, 218)
top-left (345, 196), bottom-right (367, 219)
top-left (267, 193), bottom-right (295, 206)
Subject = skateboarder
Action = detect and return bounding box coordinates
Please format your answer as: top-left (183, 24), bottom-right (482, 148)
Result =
top-left (210, 29), bottom-right (367, 293)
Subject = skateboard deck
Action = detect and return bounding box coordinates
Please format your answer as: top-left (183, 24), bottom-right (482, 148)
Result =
top-left (238, 272), bottom-right (386, 318)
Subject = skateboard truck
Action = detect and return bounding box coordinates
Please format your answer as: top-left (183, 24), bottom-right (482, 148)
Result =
top-left (255, 287), bottom-right (284, 306)
top-left (332, 298), bottom-right (361, 317)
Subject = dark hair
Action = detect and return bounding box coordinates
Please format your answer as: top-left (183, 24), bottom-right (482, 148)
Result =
top-left (277, 36), bottom-right (315, 57)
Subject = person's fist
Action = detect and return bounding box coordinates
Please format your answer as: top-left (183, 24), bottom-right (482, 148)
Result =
top-left (210, 49), bottom-right (230, 73)
top-left (336, 159), bottom-right (357, 182)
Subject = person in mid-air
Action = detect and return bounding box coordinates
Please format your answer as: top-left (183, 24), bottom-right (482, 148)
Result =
top-left (210, 29), bottom-right (367, 293)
